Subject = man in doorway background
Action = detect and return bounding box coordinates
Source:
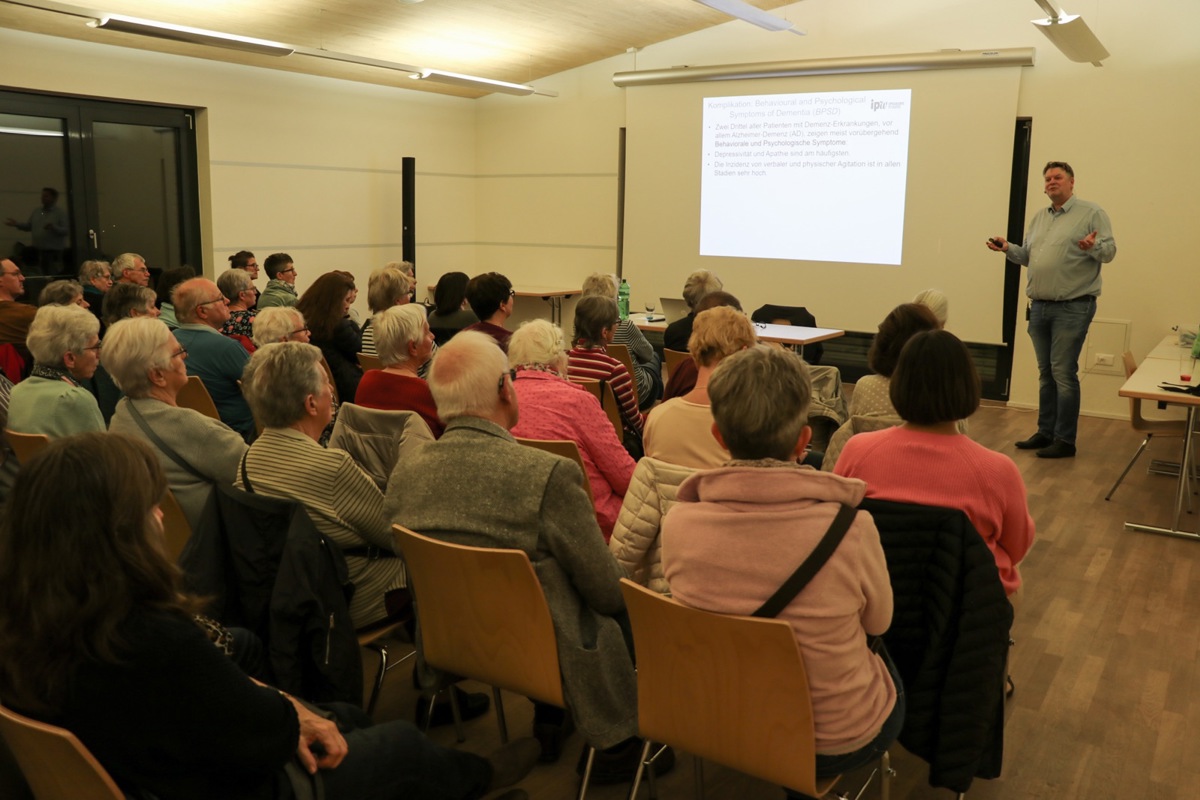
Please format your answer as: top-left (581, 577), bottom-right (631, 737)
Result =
top-left (5, 187), bottom-right (68, 274)
top-left (988, 161), bottom-right (1117, 459)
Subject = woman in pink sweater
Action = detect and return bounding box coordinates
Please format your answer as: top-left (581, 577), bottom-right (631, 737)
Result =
top-left (662, 345), bottom-right (901, 779)
top-left (835, 330), bottom-right (1034, 596)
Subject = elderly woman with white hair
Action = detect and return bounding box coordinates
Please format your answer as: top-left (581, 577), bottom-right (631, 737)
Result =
top-left (7, 303), bottom-right (104, 437)
top-left (509, 319), bottom-right (635, 542)
top-left (360, 267), bottom-right (414, 355)
top-left (106, 317), bottom-right (248, 530)
top-left (356, 304), bottom-right (443, 437)
top-left (79, 259), bottom-right (112, 323)
top-left (239, 342), bottom-right (405, 629)
top-left (217, 267), bottom-right (258, 351)
top-left (38, 279), bottom-right (89, 309)
top-left (581, 272), bottom-right (662, 409)
top-left (662, 269), bottom-right (723, 352)
top-left (252, 306), bottom-right (311, 348)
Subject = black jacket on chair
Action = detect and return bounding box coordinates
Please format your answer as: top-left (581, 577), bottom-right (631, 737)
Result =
top-left (180, 483), bottom-right (364, 706)
top-left (859, 498), bottom-right (1013, 794)
top-left (750, 304), bottom-right (823, 364)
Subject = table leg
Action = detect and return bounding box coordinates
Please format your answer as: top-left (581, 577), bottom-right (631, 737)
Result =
top-left (1126, 406), bottom-right (1198, 538)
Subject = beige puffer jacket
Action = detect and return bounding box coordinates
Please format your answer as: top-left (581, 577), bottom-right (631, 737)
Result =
top-left (608, 457), bottom-right (696, 594)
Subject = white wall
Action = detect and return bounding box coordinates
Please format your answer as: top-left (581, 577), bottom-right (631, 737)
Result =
top-left (475, 0), bottom-right (1200, 419)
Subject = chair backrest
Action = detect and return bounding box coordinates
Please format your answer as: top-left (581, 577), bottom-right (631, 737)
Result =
top-left (662, 349), bottom-right (690, 385)
top-left (357, 352), bottom-right (381, 371)
top-left (571, 378), bottom-right (624, 443)
top-left (392, 524), bottom-right (565, 707)
top-left (160, 487), bottom-right (192, 563)
top-left (515, 438), bottom-right (594, 503)
top-left (620, 579), bottom-right (826, 796)
top-left (3, 429), bottom-right (50, 465)
top-left (0, 704), bottom-right (123, 800)
top-left (176, 376), bottom-right (220, 421)
top-left (606, 342), bottom-right (637, 386)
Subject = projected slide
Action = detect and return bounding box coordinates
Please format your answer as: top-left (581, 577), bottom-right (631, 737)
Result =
top-left (700, 89), bottom-right (912, 265)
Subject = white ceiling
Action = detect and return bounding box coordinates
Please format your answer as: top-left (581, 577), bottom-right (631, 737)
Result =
top-left (0, 0), bottom-right (798, 98)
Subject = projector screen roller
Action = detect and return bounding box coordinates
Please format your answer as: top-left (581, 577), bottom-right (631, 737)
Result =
top-left (622, 66), bottom-right (1023, 344)
top-left (701, 89), bottom-right (912, 265)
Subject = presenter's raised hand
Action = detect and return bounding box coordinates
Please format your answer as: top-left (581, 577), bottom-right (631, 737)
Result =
top-left (1077, 230), bottom-right (1097, 251)
top-left (986, 236), bottom-right (1008, 252)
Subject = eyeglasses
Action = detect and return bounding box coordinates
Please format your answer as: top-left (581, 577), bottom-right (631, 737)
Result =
top-left (508, 289), bottom-right (516, 298)
top-left (279, 266), bottom-right (297, 275)
top-left (197, 296), bottom-right (228, 307)
top-left (82, 341), bottom-right (102, 352)
top-left (170, 346), bottom-right (188, 360)
top-left (497, 368), bottom-right (517, 393)
top-left (291, 326), bottom-right (310, 336)
top-left (0, 269), bottom-right (22, 278)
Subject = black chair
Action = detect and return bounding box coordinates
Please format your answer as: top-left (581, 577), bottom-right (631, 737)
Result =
top-left (751, 304), bottom-right (823, 364)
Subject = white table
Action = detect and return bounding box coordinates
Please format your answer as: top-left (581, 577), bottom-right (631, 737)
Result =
top-left (633, 315), bottom-right (844, 360)
top-left (1119, 350), bottom-right (1199, 538)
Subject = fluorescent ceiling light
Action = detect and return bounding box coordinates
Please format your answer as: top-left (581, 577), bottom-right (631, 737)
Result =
top-left (1030, 0), bottom-right (1109, 66)
top-left (0, 126), bottom-right (64, 137)
top-left (410, 68), bottom-right (540, 96)
top-left (693, 0), bottom-right (805, 36)
top-left (87, 14), bottom-right (294, 57)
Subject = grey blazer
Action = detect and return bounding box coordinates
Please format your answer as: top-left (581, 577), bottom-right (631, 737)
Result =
top-left (385, 415), bottom-right (637, 749)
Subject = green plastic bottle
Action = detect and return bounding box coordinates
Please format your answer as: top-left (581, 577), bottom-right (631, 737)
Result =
top-left (618, 278), bottom-right (630, 321)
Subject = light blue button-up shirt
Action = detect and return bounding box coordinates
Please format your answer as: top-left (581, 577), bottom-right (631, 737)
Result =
top-left (1007, 195), bottom-right (1116, 301)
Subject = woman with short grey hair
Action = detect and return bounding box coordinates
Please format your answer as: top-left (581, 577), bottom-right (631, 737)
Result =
top-left (7, 304), bottom-right (103, 437)
top-left (360, 267), bottom-right (414, 355)
top-left (106, 317), bottom-right (248, 530)
top-left (103, 283), bottom-right (159, 327)
top-left (663, 269), bottom-right (723, 352)
top-left (217, 267), bottom-right (257, 350)
top-left (581, 272), bottom-right (661, 408)
top-left (509, 319), bottom-right (635, 541)
top-left (38, 279), bottom-right (88, 309)
top-left (252, 306), bottom-right (310, 348)
top-left (79, 260), bottom-right (112, 323)
top-left (355, 305), bottom-right (441, 436)
top-left (239, 342), bottom-right (405, 628)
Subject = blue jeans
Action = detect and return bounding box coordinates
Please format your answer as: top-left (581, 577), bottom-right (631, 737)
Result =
top-left (1027, 296), bottom-right (1096, 445)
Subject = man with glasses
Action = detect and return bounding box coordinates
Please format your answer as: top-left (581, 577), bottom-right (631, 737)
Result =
top-left (258, 252), bottom-right (299, 309)
top-left (0, 258), bottom-right (36, 374)
top-left (112, 252), bottom-right (151, 287)
top-left (386, 330), bottom-right (669, 783)
top-left (172, 278), bottom-right (255, 441)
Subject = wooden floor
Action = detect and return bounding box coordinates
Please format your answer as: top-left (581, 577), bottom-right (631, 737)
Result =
top-left (367, 402), bottom-right (1200, 800)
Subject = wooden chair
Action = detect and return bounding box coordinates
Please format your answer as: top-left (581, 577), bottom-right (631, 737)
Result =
top-left (573, 378), bottom-right (624, 443)
top-left (607, 342), bottom-right (637, 386)
top-left (620, 579), bottom-right (891, 800)
top-left (0, 703), bottom-right (124, 800)
top-left (3, 429), bottom-right (50, 464)
top-left (357, 352), bottom-right (381, 371)
top-left (392, 525), bottom-right (598, 799)
top-left (1106, 350), bottom-right (1191, 501)
top-left (357, 618), bottom-right (416, 718)
top-left (159, 488), bottom-right (192, 563)
top-left (176, 376), bottom-right (220, 421)
top-left (516, 437), bottom-right (594, 503)
top-left (662, 349), bottom-right (690, 386)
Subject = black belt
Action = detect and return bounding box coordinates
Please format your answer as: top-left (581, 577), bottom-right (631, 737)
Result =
top-left (343, 545), bottom-right (395, 561)
top-left (1033, 296), bottom-right (1094, 304)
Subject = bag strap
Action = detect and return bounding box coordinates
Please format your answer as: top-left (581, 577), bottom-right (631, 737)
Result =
top-left (752, 503), bottom-right (857, 618)
top-left (239, 450), bottom-right (254, 494)
top-left (126, 400), bottom-right (208, 481)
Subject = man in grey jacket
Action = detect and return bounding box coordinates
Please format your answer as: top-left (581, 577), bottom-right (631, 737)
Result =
top-left (386, 330), bottom-right (666, 782)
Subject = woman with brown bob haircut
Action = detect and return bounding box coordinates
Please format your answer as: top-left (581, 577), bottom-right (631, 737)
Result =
top-left (297, 270), bottom-right (362, 403)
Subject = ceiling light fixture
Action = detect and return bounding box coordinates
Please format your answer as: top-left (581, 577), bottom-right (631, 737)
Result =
top-left (692, 0), bottom-right (805, 36)
top-left (1030, 0), bottom-right (1109, 66)
top-left (410, 68), bottom-right (556, 98)
top-left (87, 14), bottom-right (295, 57)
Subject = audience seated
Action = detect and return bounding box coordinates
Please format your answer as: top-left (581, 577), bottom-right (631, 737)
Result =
top-left (105, 317), bottom-right (247, 532)
top-left (567, 295), bottom-right (643, 443)
top-left (508, 319), bottom-right (635, 541)
top-left (0, 258), bottom-right (36, 369)
top-left (662, 269), bottom-right (722, 353)
top-left (217, 267), bottom-right (257, 352)
top-left (644, 306), bottom-right (755, 468)
top-left (662, 345), bottom-right (902, 779)
top-left (257, 252), bottom-right (299, 309)
top-left (79, 259), bottom-right (113, 325)
top-left (385, 331), bottom-right (658, 779)
top-left (103, 282), bottom-right (160, 326)
top-left (834, 330), bottom-right (1035, 597)
top-left (297, 271), bottom-right (362, 404)
top-left (111, 252), bottom-right (149, 286)
top-left (252, 306), bottom-right (311, 348)
top-left (463, 271), bottom-right (514, 351)
top-left (240, 342), bottom-right (406, 629)
top-left (228, 249), bottom-right (259, 283)
top-left (37, 279), bottom-right (89, 309)
top-left (581, 273), bottom-right (662, 409)
top-left (356, 304), bottom-right (443, 437)
top-left (822, 303), bottom-right (939, 471)
top-left (360, 267), bottom-right (413, 355)
top-left (0, 432), bottom-right (539, 800)
top-left (427, 271), bottom-right (478, 344)
top-left (912, 287), bottom-right (949, 329)
top-left (608, 457), bottom-right (695, 593)
top-left (660, 290), bottom-right (742, 400)
top-left (172, 278), bottom-right (255, 441)
top-left (8, 303), bottom-right (103, 437)
top-left (155, 265), bottom-right (196, 329)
